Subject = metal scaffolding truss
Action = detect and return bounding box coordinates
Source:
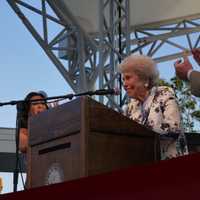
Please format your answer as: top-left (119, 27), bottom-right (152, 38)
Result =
top-left (130, 14), bottom-right (200, 63)
top-left (7, 0), bottom-right (200, 110)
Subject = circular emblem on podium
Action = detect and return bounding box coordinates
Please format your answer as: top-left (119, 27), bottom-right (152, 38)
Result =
top-left (45, 163), bottom-right (64, 185)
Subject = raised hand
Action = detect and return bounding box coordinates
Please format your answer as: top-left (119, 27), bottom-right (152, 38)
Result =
top-left (174, 56), bottom-right (193, 81)
top-left (192, 48), bottom-right (200, 65)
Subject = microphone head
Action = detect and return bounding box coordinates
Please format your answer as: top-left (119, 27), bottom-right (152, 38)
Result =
top-left (93, 88), bottom-right (120, 95)
top-left (113, 88), bottom-right (120, 95)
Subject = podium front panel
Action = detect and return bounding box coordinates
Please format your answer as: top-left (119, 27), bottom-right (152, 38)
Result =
top-left (88, 131), bottom-right (157, 175)
top-left (28, 97), bottom-right (160, 188)
top-left (29, 133), bottom-right (82, 188)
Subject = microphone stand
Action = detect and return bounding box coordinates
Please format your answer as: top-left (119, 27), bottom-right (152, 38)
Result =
top-left (0, 89), bottom-right (118, 192)
top-left (13, 102), bottom-right (25, 192)
top-left (0, 93), bottom-right (74, 107)
top-left (0, 93), bottom-right (75, 192)
top-left (0, 89), bottom-right (117, 192)
top-left (0, 94), bottom-right (74, 192)
top-left (0, 89), bottom-right (117, 107)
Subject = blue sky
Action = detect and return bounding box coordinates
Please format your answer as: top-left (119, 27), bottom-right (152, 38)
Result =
top-left (0, 1), bottom-right (73, 193)
top-left (0, 1), bottom-right (73, 129)
top-left (0, 1), bottom-right (180, 129)
top-left (1, 0), bottom-right (199, 194)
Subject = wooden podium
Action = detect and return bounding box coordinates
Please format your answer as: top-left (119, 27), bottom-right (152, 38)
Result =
top-left (27, 96), bottom-right (160, 188)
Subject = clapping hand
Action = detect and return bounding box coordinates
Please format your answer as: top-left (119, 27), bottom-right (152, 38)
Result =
top-left (174, 56), bottom-right (193, 81)
top-left (192, 48), bottom-right (200, 66)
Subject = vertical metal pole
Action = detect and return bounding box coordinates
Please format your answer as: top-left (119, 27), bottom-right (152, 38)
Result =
top-left (98, 0), bottom-right (105, 103)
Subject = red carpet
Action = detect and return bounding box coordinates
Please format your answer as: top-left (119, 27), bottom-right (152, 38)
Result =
top-left (1, 153), bottom-right (200, 200)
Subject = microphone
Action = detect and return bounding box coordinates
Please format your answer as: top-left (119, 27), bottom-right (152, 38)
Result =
top-left (87, 88), bottom-right (120, 96)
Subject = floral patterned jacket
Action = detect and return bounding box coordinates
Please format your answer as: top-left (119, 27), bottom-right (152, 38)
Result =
top-left (124, 86), bottom-right (188, 160)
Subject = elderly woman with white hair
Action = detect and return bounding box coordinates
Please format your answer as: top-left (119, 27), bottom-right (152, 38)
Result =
top-left (119, 54), bottom-right (188, 160)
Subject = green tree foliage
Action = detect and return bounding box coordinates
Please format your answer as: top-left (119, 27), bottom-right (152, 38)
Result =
top-left (159, 77), bottom-right (200, 132)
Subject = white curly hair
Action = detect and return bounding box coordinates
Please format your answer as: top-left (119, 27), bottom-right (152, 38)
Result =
top-left (118, 54), bottom-right (159, 88)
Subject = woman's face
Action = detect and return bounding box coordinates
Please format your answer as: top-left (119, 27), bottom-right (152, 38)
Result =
top-left (29, 95), bottom-right (47, 116)
top-left (122, 71), bottom-right (146, 99)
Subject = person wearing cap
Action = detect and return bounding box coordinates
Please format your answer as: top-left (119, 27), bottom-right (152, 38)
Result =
top-left (19, 91), bottom-right (48, 153)
top-left (174, 48), bottom-right (200, 97)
